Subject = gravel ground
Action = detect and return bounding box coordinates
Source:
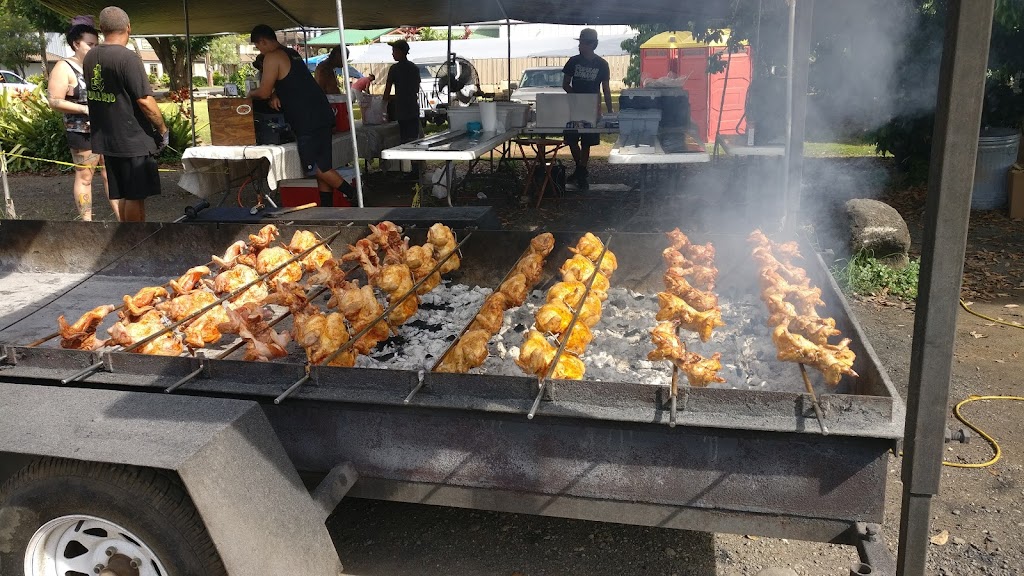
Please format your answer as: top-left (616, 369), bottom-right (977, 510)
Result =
top-left (5, 158), bottom-right (1024, 575)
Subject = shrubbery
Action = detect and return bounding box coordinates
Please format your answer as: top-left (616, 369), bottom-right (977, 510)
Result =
top-left (212, 71), bottom-right (226, 86)
top-left (191, 76), bottom-right (208, 88)
top-left (0, 87), bottom-right (71, 172)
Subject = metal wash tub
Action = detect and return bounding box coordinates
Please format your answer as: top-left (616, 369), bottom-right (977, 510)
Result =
top-left (0, 220), bottom-right (903, 545)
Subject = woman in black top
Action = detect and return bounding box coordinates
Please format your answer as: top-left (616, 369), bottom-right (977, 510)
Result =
top-left (47, 20), bottom-right (118, 221)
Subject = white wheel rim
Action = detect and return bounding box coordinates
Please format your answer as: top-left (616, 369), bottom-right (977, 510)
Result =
top-left (24, 514), bottom-right (168, 576)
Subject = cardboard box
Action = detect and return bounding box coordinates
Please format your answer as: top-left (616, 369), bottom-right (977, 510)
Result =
top-left (1009, 164), bottom-right (1024, 219)
top-left (208, 97), bottom-right (256, 145)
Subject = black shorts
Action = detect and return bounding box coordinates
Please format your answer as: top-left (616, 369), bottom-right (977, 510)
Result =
top-left (564, 131), bottom-right (601, 147)
top-left (65, 131), bottom-right (92, 152)
top-left (398, 118), bottom-right (422, 144)
top-left (105, 155), bottom-right (160, 201)
top-left (296, 125), bottom-right (334, 176)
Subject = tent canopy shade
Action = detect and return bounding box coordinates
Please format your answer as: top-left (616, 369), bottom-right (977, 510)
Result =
top-left (345, 35), bottom-right (630, 64)
top-left (37, 0), bottom-right (734, 35)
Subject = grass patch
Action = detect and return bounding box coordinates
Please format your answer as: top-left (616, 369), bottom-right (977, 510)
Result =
top-left (832, 252), bottom-right (920, 300)
top-left (804, 142), bottom-right (877, 158)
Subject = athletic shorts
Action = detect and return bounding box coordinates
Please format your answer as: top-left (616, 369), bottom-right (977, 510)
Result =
top-left (398, 118), bottom-right (423, 144)
top-left (296, 125), bottom-right (334, 176)
top-left (564, 131), bottom-right (601, 147)
top-left (105, 155), bottom-right (160, 201)
top-left (65, 131), bottom-right (92, 152)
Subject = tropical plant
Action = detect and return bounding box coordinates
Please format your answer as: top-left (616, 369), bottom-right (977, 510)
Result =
top-left (0, 87), bottom-right (70, 172)
top-left (159, 87), bottom-right (201, 160)
top-left (229, 64), bottom-right (256, 95)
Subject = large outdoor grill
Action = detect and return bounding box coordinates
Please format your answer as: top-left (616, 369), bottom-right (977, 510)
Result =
top-left (0, 220), bottom-right (903, 545)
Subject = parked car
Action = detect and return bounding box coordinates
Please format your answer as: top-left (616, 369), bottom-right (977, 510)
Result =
top-left (510, 66), bottom-right (565, 104)
top-left (0, 70), bottom-right (36, 94)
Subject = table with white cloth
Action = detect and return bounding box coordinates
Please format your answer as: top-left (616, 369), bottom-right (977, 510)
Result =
top-left (178, 122), bottom-right (401, 199)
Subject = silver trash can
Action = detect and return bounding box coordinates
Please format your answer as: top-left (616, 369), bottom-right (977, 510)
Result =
top-left (973, 127), bottom-right (1021, 210)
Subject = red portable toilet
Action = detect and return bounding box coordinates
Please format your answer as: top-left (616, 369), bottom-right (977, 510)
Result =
top-left (640, 31), bottom-right (752, 143)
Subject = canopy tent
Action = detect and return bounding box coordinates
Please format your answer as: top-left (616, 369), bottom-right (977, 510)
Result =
top-left (36, 0), bottom-right (734, 34)
top-left (307, 28), bottom-right (393, 46)
top-left (347, 35), bottom-right (631, 64)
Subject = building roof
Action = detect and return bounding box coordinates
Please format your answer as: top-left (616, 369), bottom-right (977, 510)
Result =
top-left (307, 28), bottom-right (394, 46)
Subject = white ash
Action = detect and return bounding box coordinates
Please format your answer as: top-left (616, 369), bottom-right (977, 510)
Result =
top-left (475, 286), bottom-right (805, 394)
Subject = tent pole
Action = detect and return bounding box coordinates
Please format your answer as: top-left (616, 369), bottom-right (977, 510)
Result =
top-left (334, 0), bottom-right (363, 206)
top-left (302, 28), bottom-right (309, 61)
top-left (447, 0), bottom-right (454, 101)
top-left (495, 0), bottom-right (511, 98)
top-left (183, 0), bottom-right (197, 147)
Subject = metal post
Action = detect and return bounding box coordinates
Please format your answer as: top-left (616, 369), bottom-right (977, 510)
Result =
top-left (495, 0), bottom-right (511, 98)
top-left (0, 147), bottom-right (15, 218)
top-left (781, 0), bottom-right (812, 231)
top-left (897, 2), bottom-right (995, 575)
top-left (183, 0), bottom-right (197, 147)
top-left (334, 0), bottom-right (364, 206)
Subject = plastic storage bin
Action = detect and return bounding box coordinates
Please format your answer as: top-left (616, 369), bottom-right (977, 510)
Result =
top-left (619, 108), bottom-right (662, 138)
top-left (656, 88), bottom-right (690, 129)
top-left (497, 102), bottom-right (530, 128)
top-left (447, 106), bottom-right (482, 132)
top-left (620, 89), bottom-right (661, 110)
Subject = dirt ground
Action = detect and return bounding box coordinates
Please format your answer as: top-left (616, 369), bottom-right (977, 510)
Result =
top-left (4, 156), bottom-right (1024, 575)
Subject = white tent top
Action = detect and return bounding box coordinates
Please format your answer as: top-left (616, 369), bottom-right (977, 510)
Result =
top-left (347, 34), bottom-right (631, 64)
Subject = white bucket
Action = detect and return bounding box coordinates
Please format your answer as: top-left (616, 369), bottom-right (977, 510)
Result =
top-left (479, 102), bottom-right (498, 133)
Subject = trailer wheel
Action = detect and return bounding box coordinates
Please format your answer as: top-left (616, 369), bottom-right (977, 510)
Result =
top-left (0, 458), bottom-right (225, 576)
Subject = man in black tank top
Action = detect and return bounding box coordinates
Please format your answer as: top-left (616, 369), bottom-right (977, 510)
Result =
top-left (249, 24), bottom-right (356, 206)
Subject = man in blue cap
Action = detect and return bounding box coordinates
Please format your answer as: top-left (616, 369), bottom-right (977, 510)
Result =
top-left (562, 27), bottom-right (613, 191)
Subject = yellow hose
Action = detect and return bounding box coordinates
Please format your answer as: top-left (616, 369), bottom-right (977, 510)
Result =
top-left (960, 298), bottom-right (1024, 328)
top-left (943, 395), bottom-right (1024, 468)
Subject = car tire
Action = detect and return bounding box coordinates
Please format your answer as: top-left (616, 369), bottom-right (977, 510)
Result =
top-left (0, 457), bottom-right (226, 576)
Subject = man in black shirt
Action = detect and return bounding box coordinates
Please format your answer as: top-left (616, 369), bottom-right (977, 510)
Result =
top-left (249, 24), bottom-right (355, 207)
top-left (562, 28), bottom-right (613, 191)
top-left (382, 40), bottom-right (422, 144)
top-left (84, 6), bottom-right (167, 221)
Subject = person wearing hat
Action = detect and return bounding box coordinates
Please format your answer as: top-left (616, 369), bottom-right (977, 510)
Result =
top-left (382, 39), bottom-right (423, 146)
top-left (249, 24), bottom-right (356, 206)
top-left (562, 27), bottom-right (613, 191)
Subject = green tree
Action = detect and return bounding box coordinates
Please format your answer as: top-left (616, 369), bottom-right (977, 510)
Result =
top-left (0, 12), bottom-right (38, 75)
top-left (145, 36), bottom-right (214, 91)
top-left (620, 25), bottom-right (670, 87)
top-left (5, 0), bottom-right (64, 74)
top-left (208, 34), bottom-right (245, 71)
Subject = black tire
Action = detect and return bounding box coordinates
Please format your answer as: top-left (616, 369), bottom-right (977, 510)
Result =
top-left (0, 458), bottom-right (226, 576)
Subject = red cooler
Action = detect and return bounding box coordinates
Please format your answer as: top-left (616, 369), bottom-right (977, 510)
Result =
top-left (327, 96), bottom-right (351, 133)
top-left (279, 179), bottom-right (350, 207)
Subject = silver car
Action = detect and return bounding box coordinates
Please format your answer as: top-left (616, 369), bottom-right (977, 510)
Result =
top-left (510, 67), bottom-right (564, 105)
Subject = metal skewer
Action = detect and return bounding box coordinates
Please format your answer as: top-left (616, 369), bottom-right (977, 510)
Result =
top-left (669, 365), bottom-right (679, 427)
top-left (409, 240), bottom-right (544, 404)
top-left (60, 231), bottom-right (342, 384)
top-left (799, 363), bottom-right (829, 435)
top-left (164, 363), bottom-right (206, 393)
top-left (275, 231), bottom-right (473, 405)
top-left (528, 237), bottom-right (611, 420)
top-left (30, 258), bottom-right (218, 349)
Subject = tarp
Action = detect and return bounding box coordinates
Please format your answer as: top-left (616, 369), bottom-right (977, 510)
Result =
top-left (307, 28), bottom-right (393, 46)
top-left (348, 35), bottom-right (631, 64)
top-left (37, 0), bottom-right (732, 35)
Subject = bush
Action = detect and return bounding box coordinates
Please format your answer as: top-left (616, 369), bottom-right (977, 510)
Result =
top-left (191, 76), bottom-right (208, 88)
top-left (159, 73), bottom-right (170, 86)
top-left (148, 72), bottom-right (159, 85)
top-left (212, 71), bottom-right (226, 86)
top-left (229, 64), bottom-right (255, 95)
top-left (833, 252), bottom-right (920, 300)
top-left (0, 87), bottom-right (71, 172)
top-left (159, 88), bottom-right (200, 161)
top-left (26, 73), bottom-right (45, 88)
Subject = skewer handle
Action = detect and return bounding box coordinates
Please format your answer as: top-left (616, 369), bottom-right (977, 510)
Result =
top-left (165, 364), bottom-right (205, 393)
top-left (61, 360), bottom-right (104, 385)
top-left (799, 364), bottom-right (829, 435)
top-left (404, 371), bottom-right (426, 404)
top-left (275, 373), bottom-right (310, 404)
top-left (527, 383), bottom-right (545, 420)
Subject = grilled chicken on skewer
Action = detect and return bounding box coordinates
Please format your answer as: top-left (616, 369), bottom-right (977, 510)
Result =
top-left (436, 329), bottom-right (492, 373)
top-left (469, 292), bottom-right (509, 334)
top-left (206, 264), bottom-right (268, 307)
top-left (286, 230), bottom-right (333, 272)
top-left (213, 240), bottom-right (248, 269)
top-left (170, 266), bottom-right (210, 295)
top-left (772, 324), bottom-right (857, 386)
top-left (427, 223), bottom-right (461, 275)
top-left (293, 304), bottom-right (356, 367)
top-left (248, 224), bottom-right (280, 252)
top-left (58, 304), bottom-right (116, 350)
top-left (515, 329), bottom-right (586, 380)
top-left (375, 263), bottom-right (419, 328)
top-left (663, 268), bottom-right (720, 312)
top-left (655, 292), bottom-right (724, 343)
top-left (332, 280), bottom-right (390, 355)
top-left (120, 286), bottom-right (169, 321)
top-left (218, 302), bottom-right (290, 361)
top-left (256, 247), bottom-right (304, 287)
top-left (107, 310), bottom-right (183, 356)
top-left (529, 232), bottom-right (555, 257)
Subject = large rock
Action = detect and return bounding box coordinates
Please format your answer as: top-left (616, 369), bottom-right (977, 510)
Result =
top-left (843, 198), bottom-right (911, 267)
